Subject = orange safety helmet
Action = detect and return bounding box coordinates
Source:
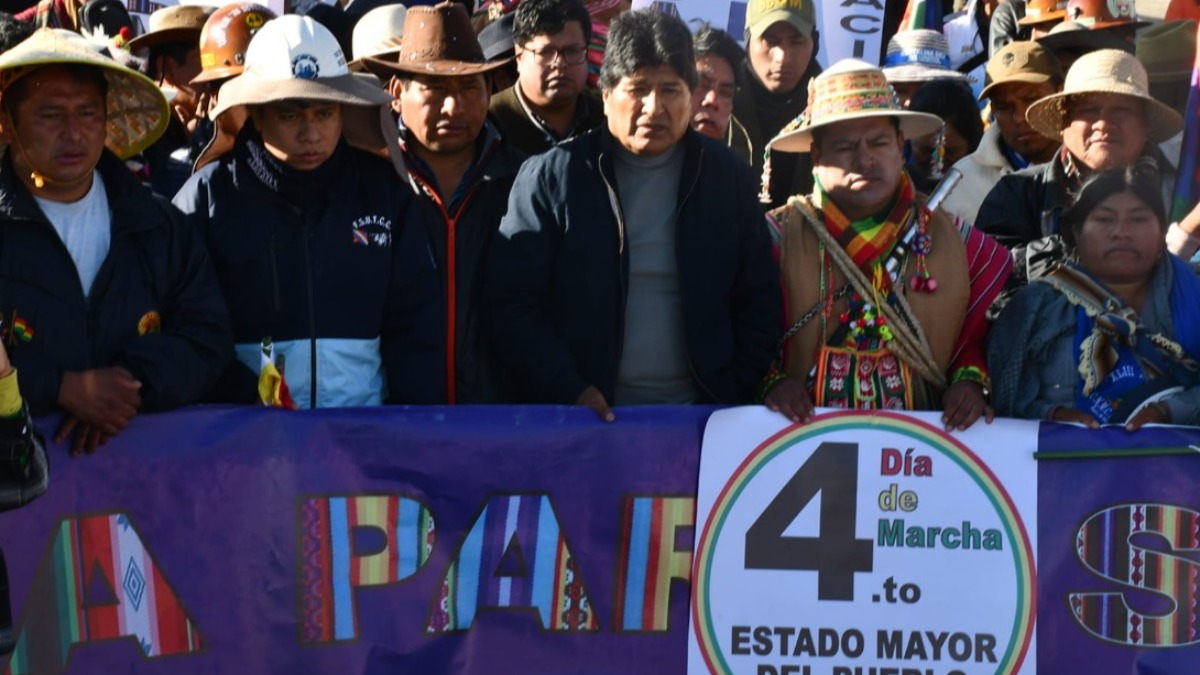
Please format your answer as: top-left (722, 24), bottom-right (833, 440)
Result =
top-left (191, 2), bottom-right (277, 86)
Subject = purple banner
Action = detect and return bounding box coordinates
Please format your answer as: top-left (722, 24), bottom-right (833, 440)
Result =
top-left (1037, 424), bottom-right (1200, 675)
top-left (0, 406), bottom-right (706, 675)
top-left (0, 407), bottom-right (1198, 674)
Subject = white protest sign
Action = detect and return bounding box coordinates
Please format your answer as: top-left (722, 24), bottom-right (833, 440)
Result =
top-left (628, 0), bottom-right (887, 66)
top-left (688, 407), bottom-right (1039, 675)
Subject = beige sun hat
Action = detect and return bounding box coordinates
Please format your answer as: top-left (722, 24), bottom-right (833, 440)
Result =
top-left (0, 28), bottom-right (169, 159)
top-left (768, 59), bottom-right (944, 154)
top-left (349, 3), bottom-right (406, 72)
top-left (1025, 48), bottom-right (1184, 143)
top-left (211, 14), bottom-right (391, 119)
top-left (197, 15), bottom-right (404, 176)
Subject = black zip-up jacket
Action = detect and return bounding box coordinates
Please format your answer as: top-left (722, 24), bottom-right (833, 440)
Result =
top-left (484, 127), bottom-right (782, 405)
top-left (400, 125), bottom-right (525, 403)
top-left (0, 150), bottom-right (233, 414)
top-left (174, 142), bottom-right (445, 407)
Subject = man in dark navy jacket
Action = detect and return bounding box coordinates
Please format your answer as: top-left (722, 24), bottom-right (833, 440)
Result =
top-left (0, 30), bottom-right (232, 454)
top-left (175, 16), bottom-right (443, 408)
top-left (486, 9), bottom-right (782, 420)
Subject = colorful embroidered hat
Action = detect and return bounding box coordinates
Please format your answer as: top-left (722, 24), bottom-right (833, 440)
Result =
top-left (1026, 49), bottom-right (1183, 143)
top-left (0, 28), bottom-right (169, 159)
top-left (767, 59), bottom-right (944, 153)
top-left (881, 29), bottom-right (969, 84)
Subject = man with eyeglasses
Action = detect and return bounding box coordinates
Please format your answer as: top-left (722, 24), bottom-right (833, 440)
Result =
top-left (689, 24), bottom-right (752, 164)
top-left (488, 0), bottom-right (605, 155)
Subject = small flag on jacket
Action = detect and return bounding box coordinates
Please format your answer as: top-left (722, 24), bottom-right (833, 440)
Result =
top-left (900, 0), bottom-right (945, 31)
top-left (258, 337), bottom-right (295, 409)
top-left (1171, 21), bottom-right (1200, 223)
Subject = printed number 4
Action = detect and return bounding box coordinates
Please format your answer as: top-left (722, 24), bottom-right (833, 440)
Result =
top-left (745, 442), bottom-right (874, 600)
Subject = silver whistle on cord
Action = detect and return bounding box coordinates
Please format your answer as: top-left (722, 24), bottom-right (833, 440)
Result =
top-left (885, 168), bottom-right (963, 283)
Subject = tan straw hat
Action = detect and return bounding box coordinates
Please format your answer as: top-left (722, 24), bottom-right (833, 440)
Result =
top-left (211, 14), bottom-right (391, 119)
top-left (127, 5), bottom-right (213, 51)
top-left (0, 28), bottom-right (169, 159)
top-left (768, 59), bottom-right (944, 153)
top-left (1025, 49), bottom-right (1183, 143)
top-left (361, 2), bottom-right (509, 77)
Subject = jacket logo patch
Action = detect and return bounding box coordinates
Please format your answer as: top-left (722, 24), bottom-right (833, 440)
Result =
top-left (350, 214), bottom-right (393, 247)
top-left (138, 311), bottom-right (162, 336)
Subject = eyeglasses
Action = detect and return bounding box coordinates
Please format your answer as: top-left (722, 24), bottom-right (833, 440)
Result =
top-left (523, 45), bottom-right (588, 66)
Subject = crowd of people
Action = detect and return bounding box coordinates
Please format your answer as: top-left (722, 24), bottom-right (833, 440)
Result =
top-left (0, 0), bottom-right (1192, 460)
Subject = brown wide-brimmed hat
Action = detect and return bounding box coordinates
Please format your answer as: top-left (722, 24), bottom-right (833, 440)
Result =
top-left (768, 59), bottom-right (943, 154)
top-left (361, 2), bottom-right (510, 78)
top-left (0, 28), bottom-right (169, 159)
top-left (127, 5), bottom-right (213, 52)
top-left (1026, 49), bottom-right (1183, 143)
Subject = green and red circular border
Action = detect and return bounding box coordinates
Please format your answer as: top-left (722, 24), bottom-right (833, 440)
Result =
top-left (692, 411), bottom-right (1037, 675)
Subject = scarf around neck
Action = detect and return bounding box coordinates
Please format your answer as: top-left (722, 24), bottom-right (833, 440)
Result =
top-left (816, 170), bottom-right (915, 274)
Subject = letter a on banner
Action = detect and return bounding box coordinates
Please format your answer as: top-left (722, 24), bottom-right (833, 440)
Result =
top-left (427, 494), bottom-right (599, 632)
top-left (298, 495), bottom-right (436, 643)
top-left (3, 514), bottom-right (202, 675)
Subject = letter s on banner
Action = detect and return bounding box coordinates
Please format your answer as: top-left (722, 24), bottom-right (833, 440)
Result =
top-left (1068, 503), bottom-right (1200, 647)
